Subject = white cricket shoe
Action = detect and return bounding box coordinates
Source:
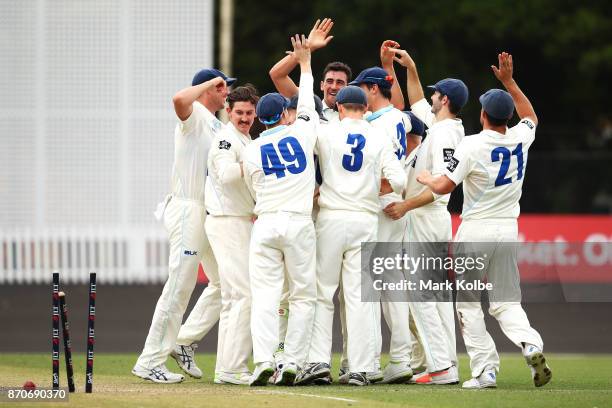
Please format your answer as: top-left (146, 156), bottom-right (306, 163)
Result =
top-left (415, 365), bottom-right (459, 385)
top-left (523, 344), bottom-right (552, 387)
top-left (275, 362), bottom-right (298, 386)
top-left (250, 362), bottom-right (275, 386)
top-left (381, 361), bottom-right (413, 384)
top-left (132, 363), bottom-right (184, 384)
top-left (462, 368), bottom-right (497, 389)
top-left (170, 343), bottom-right (202, 379)
top-left (214, 371), bottom-right (251, 385)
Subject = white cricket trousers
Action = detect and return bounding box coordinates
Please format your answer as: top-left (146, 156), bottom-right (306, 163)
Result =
top-left (308, 210), bottom-right (380, 372)
top-left (137, 197), bottom-right (220, 369)
top-left (455, 218), bottom-right (544, 377)
top-left (403, 208), bottom-right (457, 373)
top-left (377, 212), bottom-right (412, 364)
top-left (205, 215), bottom-right (252, 374)
top-left (250, 212), bottom-right (317, 367)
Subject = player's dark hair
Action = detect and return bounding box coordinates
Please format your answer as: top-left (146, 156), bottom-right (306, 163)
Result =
top-left (436, 93), bottom-right (461, 115)
top-left (365, 83), bottom-right (392, 100)
top-left (485, 112), bottom-right (509, 127)
top-left (227, 83), bottom-right (259, 109)
top-left (322, 62), bottom-right (352, 82)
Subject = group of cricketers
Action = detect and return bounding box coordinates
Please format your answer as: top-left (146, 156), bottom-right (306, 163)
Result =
top-left (131, 18), bottom-right (552, 389)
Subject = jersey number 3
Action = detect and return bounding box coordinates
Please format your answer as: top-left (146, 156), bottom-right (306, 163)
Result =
top-left (260, 136), bottom-right (307, 179)
top-left (491, 143), bottom-right (524, 186)
top-left (342, 133), bottom-right (366, 172)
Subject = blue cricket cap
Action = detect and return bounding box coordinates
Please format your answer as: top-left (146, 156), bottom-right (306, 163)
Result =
top-left (336, 85), bottom-right (368, 106)
top-left (349, 67), bottom-right (393, 89)
top-left (192, 68), bottom-right (237, 87)
top-left (427, 78), bottom-right (469, 109)
top-left (479, 89), bottom-right (514, 120)
top-left (405, 111), bottom-right (425, 136)
top-left (256, 93), bottom-right (289, 125)
top-left (287, 94), bottom-right (325, 120)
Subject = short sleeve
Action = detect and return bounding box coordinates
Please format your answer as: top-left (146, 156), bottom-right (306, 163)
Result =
top-left (429, 132), bottom-right (457, 176)
top-left (444, 140), bottom-right (472, 186)
top-left (178, 102), bottom-right (205, 135)
top-left (410, 98), bottom-right (435, 128)
top-left (511, 118), bottom-right (537, 148)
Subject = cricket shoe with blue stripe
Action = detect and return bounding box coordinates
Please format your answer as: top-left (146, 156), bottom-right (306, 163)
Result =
top-left (170, 343), bottom-right (202, 379)
top-left (462, 368), bottom-right (497, 389)
top-left (132, 364), bottom-right (184, 384)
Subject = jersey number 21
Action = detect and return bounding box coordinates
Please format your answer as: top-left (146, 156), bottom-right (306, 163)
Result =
top-left (492, 143), bottom-right (524, 186)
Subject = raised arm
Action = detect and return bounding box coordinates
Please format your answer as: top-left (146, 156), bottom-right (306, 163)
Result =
top-left (391, 48), bottom-right (425, 107)
top-left (492, 52), bottom-right (538, 125)
top-left (269, 18), bottom-right (334, 98)
top-left (381, 40), bottom-right (405, 110)
top-left (172, 77), bottom-right (226, 121)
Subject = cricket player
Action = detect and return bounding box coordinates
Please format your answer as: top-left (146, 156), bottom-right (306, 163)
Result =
top-left (417, 52), bottom-right (552, 389)
top-left (384, 48), bottom-right (469, 385)
top-left (350, 65), bottom-right (413, 383)
top-left (243, 35), bottom-right (319, 386)
top-left (200, 85), bottom-right (259, 385)
top-left (297, 86), bottom-right (407, 386)
top-left (132, 69), bottom-right (234, 383)
top-left (271, 92), bottom-right (327, 385)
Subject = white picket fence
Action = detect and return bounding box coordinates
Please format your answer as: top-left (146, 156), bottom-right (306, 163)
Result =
top-left (0, 226), bottom-right (169, 284)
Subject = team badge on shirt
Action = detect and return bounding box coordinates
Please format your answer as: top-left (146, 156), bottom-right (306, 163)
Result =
top-left (443, 148), bottom-right (455, 163)
top-left (219, 140), bottom-right (231, 150)
top-left (298, 114), bottom-right (310, 122)
top-left (520, 119), bottom-right (534, 129)
top-left (447, 156), bottom-right (459, 172)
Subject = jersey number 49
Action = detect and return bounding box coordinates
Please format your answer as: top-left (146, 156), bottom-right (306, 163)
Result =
top-left (260, 136), bottom-right (307, 179)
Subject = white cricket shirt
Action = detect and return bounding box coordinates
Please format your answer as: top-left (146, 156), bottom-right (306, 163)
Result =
top-left (445, 118), bottom-right (537, 220)
top-left (205, 122), bottom-right (255, 216)
top-left (406, 98), bottom-right (465, 211)
top-left (171, 101), bottom-right (224, 203)
top-left (243, 73), bottom-right (318, 216)
top-left (317, 118), bottom-right (406, 214)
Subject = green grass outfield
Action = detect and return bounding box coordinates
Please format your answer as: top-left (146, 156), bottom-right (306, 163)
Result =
top-left (1, 353), bottom-right (611, 408)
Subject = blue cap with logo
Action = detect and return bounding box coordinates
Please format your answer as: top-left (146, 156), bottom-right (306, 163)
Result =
top-left (256, 93), bottom-right (289, 125)
top-left (192, 68), bottom-right (237, 87)
top-left (349, 67), bottom-right (393, 89)
top-left (336, 85), bottom-right (368, 106)
top-left (405, 111), bottom-right (425, 136)
top-left (479, 89), bottom-right (514, 120)
top-left (427, 78), bottom-right (469, 109)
